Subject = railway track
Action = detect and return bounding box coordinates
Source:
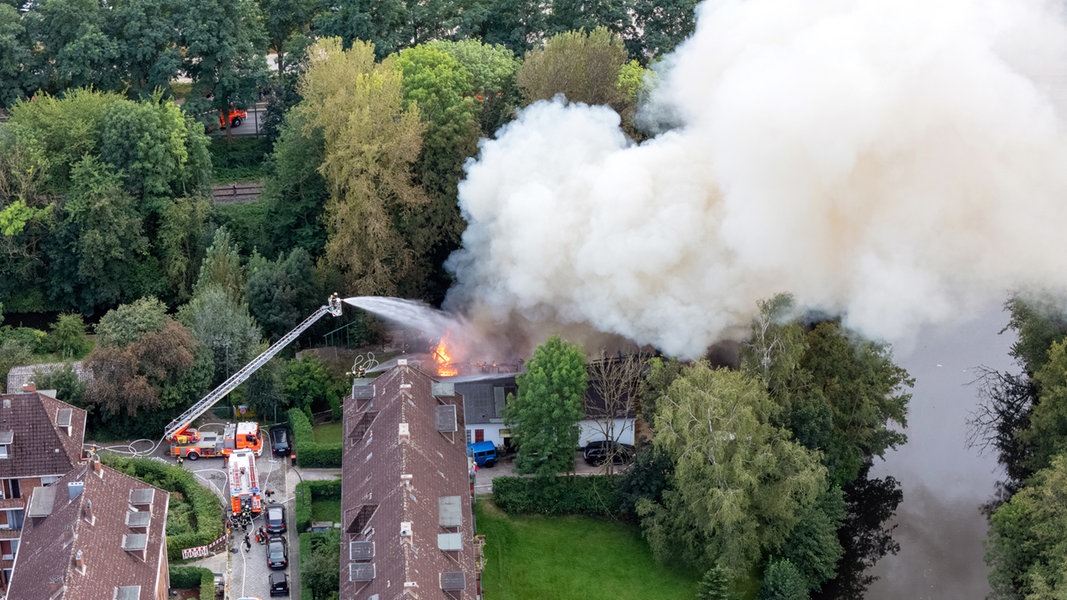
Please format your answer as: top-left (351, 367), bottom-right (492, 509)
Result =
top-left (212, 182), bottom-right (263, 204)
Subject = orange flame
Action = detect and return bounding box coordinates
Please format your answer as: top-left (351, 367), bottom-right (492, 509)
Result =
top-left (432, 336), bottom-right (459, 377)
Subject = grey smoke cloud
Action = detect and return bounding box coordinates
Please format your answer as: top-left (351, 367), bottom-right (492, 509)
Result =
top-left (445, 0), bottom-right (1067, 358)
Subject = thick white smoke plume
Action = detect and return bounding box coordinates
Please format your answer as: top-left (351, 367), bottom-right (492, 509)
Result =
top-left (445, 0), bottom-right (1067, 359)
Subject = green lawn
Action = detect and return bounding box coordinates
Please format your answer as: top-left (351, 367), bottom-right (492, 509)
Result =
top-left (475, 500), bottom-right (699, 600)
top-left (312, 422), bottom-right (343, 444)
top-left (310, 497), bottom-right (342, 523)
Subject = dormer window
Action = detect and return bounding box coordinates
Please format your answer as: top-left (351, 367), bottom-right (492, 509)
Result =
top-left (0, 431), bottom-right (13, 459)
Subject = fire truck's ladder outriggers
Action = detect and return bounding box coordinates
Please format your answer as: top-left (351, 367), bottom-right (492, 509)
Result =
top-left (164, 295), bottom-right (344, 440)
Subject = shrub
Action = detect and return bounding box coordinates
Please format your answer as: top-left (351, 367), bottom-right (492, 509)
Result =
top-left (294, 478), bottom-right (342, 532)
top-left (170, 566), bottom-right (214, 600)
top-left (492, 475), bottom-right (623, 517)
top-left (288, 407), bottom-right (341, 468)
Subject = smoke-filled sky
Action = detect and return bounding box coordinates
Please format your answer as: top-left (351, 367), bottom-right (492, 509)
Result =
top-left (444, 0), bottom-right (1067, 359)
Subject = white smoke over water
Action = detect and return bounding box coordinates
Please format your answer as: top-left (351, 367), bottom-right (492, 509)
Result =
top-left (444, 0), bottom-right (1067, 359)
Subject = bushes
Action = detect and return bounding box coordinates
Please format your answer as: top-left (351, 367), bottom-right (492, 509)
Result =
top-left (102, 454), bottom-right (224, 560)
top-left (294, 478), bottom-right (343, 532)
top-left (288, 408), bottom-right (342, 468)
top-left (170, 566), bottom-right (215, 600)
top-left (492, 475), bottom-right (623, 517)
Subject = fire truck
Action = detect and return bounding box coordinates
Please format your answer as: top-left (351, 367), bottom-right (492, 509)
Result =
top-left (165, 294), bottom-right (344, 460)
top-left (228, 448), bottom-right (262, 516)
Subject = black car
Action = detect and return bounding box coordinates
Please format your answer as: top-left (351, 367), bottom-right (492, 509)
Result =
top-left (269, 571), bottom-right (290, 597)
top-left (583, 440), bottom-right (635, 466)
top-left (267, 536), bottom-right (288, 570)
top-left (265, 503), bottom-right (286, 535)
top-left (270, 426), bottom-right (293, 457)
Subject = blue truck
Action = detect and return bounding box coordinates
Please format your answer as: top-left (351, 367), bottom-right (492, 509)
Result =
top-left (467, 441), bottom-right (498, 468)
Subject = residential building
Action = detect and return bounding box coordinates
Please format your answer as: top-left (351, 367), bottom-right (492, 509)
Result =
top-left (0, 387), bottom-right (87, 589)
top-left (342, 360), bottom-right (481, 599)
top-left (455, 361), bottom-right (639, 451)
top-left (7, 457), bottom-right (170, 600)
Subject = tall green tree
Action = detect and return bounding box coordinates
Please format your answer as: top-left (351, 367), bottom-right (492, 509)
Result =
top-left (0, 4), bottom-right (31, 108)
top-left (25, 0), bottom-right (121, 95)
top-left (517, 26), bottom-right (629, 108)
top-left (260, 107), bottom-right (329, 259)
top-left (298, 37), bottom-right (427, 296)
top-left (106, 0), bottom-right (184, 97)
top-left (195, 227), bottom-right (246, 302)
top-left (43, 313), bottom-right (91, 359)
top-left (638, 363), bottom-right (827, 575)
top-left (425, 38), bottom-right (520, 134)
top-left (178, 284), bottom-right (262, 387)
top-left (799, 322), bottom-right (911, 486)
top-left (44, 156), bottom-right (148, 311)
top-left (987, 453), bottom-right (1067, 599)
top-left (759, 560), bottom-right (809, 600)
top-left (395, 42), bottom-right (480, 301)
top-left (245, 247), bottom-right (321, 342)
top-left (626, 0), bottom-right (697, 62)
top-left (1021, 340), bottom-right (1067, 474)
top-left (507, 336), bottom-right (587, 477)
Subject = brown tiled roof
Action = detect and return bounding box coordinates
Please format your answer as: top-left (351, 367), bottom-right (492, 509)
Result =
top-left (0, 392), bottom-right (86, 478)
top-left (341, 362), bottom-right (478, 599)
top-left (7, 460), bottom-right (169, 600)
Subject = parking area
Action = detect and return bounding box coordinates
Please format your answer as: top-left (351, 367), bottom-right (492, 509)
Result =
top-left (472, 450), bottom-right (622, 494)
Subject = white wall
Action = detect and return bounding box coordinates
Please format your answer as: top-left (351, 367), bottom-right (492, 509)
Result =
top-left (579, 418), bottom-right (634, 447)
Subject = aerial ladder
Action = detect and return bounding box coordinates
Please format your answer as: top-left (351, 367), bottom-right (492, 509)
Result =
top-left (166, 294), bottom-right (344, 459)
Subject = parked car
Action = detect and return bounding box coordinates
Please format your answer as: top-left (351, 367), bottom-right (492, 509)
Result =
top-left (583, 440), bottom-right (635, 466)
top-left (267, 536), bottom-right (288, 570)
top-left (265, 503), bottom-right (286, 535)
top-left (270, 426), bottom-right (292, 457)
top-left (467, 441), bottom-right (498, 468)
top-left (269, 571), bottom-right (290, 597)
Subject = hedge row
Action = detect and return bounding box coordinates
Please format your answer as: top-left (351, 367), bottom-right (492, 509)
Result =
top-left (492, 475), bottom-right (623, 517)
top-left (294, 478), bottom-right (343, 532)
top-left (288, 408), bottom-right (342, 468)
top-left (101, 454), bottom-right (224, 560)
top-left (169, 566), bottom-right (214, 600)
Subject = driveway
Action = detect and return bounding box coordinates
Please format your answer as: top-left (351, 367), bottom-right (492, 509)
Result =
top-left (473, 451), bottom-right (622, 494)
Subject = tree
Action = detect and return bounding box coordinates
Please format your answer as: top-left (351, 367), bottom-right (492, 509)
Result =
top-left (458, 0), bottom-right (548, 56)
top-left (178, 0), bottom-right (270, 126)
top-left (395, 43), bottom-right (480, 301)
top-left (759, 560), bottom-right (809, 600)
top-left (424, 38), bottom-right (521, 134)
top-left (31, 362), bottom-right (86, 407)
top-left (987, 453), bottom-right (1067, 599)
top-left (517, 27), bottom-right (629, 108)
top-left (507, 336), bottom-right (587, 477)
top-left (156, 195), bottom-right (213, 304)
top-left (696, 565), bottom-right (732, 600)
top-left (312, 0), bottom-right (409, 59)
top-left (298, 37), bottom-right (427, 296)
top-left (304, 528), bottom-right (341, 599)
top-left (798, 322), bottom-right (911, 487)
top-left (106, 0), bottom-right (185, 97)
top-left (968, 366), bottom-right (1035, 496)
top-left (257, 0), bottom-right (319, 81)
top-left (44, 313), bottom-right (91, 359)
top-left (776, 486), bottom-right (846, 593)
top-left (195, 227), bottom-right (246, 302)
top-left (246, 247), bottom-right (322, 342)
top-left (626, 0), bottom-right (698, 62)
top-left (260, 107), bottom-right (329, 259)
top-left (44, 156), bottom-right (149, 312)
top-left (86, 312), bottom-right (208, 436)
top-left (637, 363), bottom-right (826, 575)
top-left (1021, 339), bottom-right (1067, 474)
top-left (0, 4), bottom-right (31, 108)
top-left (25, 0), bottom-right (121, 95)
top-left (94, 297), bottom-right (169, 347)
top-left (1004, 295), bottom-right (1067, 377)
top-left (284, 355), bottom-right (342, 418)
top-left (586, 349), bottom-right (647, 473)
top-left (178, 285), bottom-right (262, 387)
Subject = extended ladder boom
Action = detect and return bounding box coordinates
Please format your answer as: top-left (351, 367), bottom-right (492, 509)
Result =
top-left (165, 295), bottom-right (343, 440)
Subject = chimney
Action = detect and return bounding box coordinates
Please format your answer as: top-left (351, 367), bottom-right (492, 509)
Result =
top-left (73, 549), bottom-right (85, 574)
top-left (22, 382), bottom-right (35, 393)
top-left (91, 456), bottom-right (103, 477)
top-left (48, 577), bottom-right (64, 595)
top-left (399, 423), bottom-right (410, 443)
top-left (83, 499), bottom-right (94, 524)
top-left (67, 481), bottom-right (84, 500)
